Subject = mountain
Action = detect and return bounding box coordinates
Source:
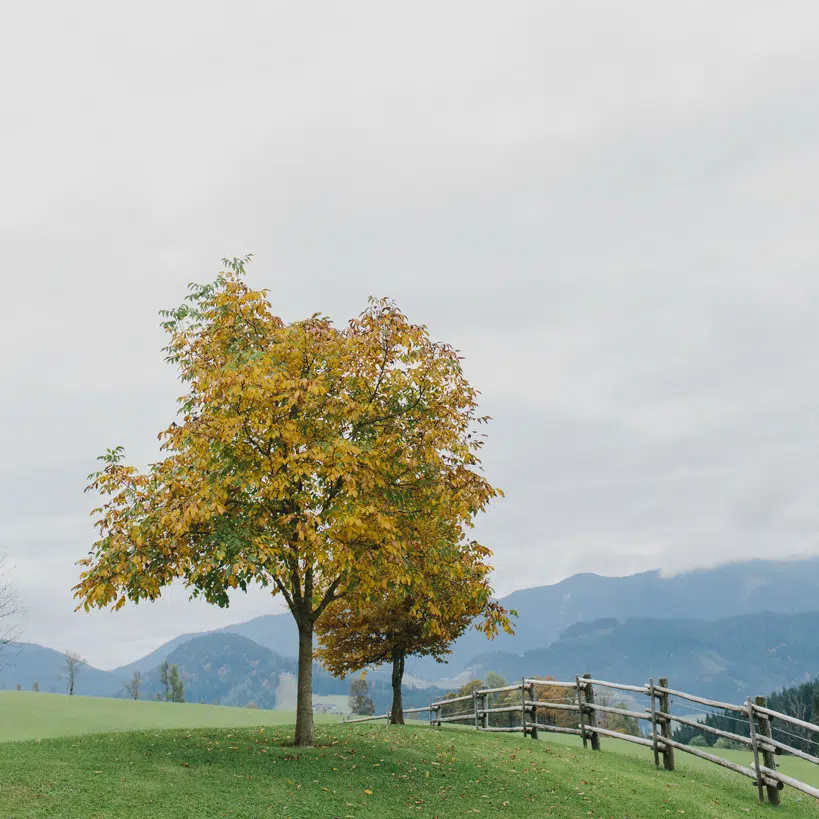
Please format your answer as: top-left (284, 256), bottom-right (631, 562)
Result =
top-left (406, 555), bottom-right (819, 678)
top-left (466, 610), bottom-right (819, 703)
top-left (139, 633), bottom-right (295, 708)
top-left (0, 643), bottom-right (128, 696)
top-left (110, 557), bottom-right (819, 682)
top-left (112, 613), bottom-right (298, 678)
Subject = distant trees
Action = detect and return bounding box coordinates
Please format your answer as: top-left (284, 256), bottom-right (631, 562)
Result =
top-left (529, 676), bottom-right (578, 730)
top-left (349, 677), bottom-right (375, 716)
top-left (124, 671), bottom-right (141, 700)
top-left (158, 661), bottom-right (184, 702)
top-left (674, 675), bottom-right (819, 753)
top-left (31, 681), bottom-right (39, 692)
top-left (75, 260), bottom-right (501, 747)
top-left (595, 694), bottom-right (640, 736)
top-left (62, 652), bottom-right (86, 695)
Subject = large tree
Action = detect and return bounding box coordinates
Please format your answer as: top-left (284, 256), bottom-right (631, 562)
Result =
top-left (75, 258), bottom-right (498, 746)
top-left (316, 531), bottom-right (513, 724)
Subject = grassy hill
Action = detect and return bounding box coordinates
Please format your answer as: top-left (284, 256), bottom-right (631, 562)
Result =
top-left (0, 695), bottom-right (817, 817)
top-left (1, 721), bottom-right (818, 818)
top-left (0, 691), bottom-right (339, 742)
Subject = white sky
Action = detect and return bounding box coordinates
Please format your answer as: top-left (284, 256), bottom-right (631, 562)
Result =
top-left (3, 1), bottom-right (819, 668)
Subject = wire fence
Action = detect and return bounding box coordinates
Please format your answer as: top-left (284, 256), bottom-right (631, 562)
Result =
top-left (343, 673), bottom-right (819, 809)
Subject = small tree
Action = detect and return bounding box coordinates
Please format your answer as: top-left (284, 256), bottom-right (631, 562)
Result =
top-left (484, 671), bottom-right (506, 690)
top-left (597, 695), bottom-right (640, 736)
top-left (15, 683), bottom-right (21, 691)
top-left (0, 554), bottom-right (21, 669)
top-left (168, 664), bottom-right (185, 703)
top-left (63, 652), bottom-right (86, 696)
top-left (31, 681), bottom-right (39, 692)
top-left (159, 661), bottom-right (171, 701)
top-left (317, 533), bottom-right (513, 724)
top-left (529, 675), bottom-right (578, 729)
top-left (349, 677), bottom-right (375, 716)
top-left (124, 671), bottom-right (141, 700)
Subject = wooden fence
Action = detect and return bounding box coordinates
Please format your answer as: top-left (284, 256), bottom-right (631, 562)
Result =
top-left (343, 673), bottom-right (819, 808)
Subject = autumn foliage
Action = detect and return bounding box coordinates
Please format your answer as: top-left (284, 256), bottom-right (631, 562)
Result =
top-left (316, 529), bottom-right (513, 723)
top-left (75, 258), bottom-right (503, 746)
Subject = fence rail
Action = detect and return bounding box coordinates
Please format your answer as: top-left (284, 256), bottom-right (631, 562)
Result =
top-left (343, 673), bottom-right (819, 809)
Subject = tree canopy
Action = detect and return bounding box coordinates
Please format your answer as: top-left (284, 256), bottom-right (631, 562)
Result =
top-left (75, 258), bottom-right (501, 745)
top-left (316, 528), bottom-right (513, 723)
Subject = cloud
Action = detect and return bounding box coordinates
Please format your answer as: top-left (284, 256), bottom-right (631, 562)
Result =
top-left (3, 0), bottom-right (819, 667)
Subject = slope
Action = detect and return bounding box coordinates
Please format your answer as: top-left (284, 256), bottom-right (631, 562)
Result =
top-left (0, 723), bottom-right (816, 818)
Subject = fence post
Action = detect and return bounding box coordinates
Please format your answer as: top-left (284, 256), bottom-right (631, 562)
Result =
top-left (582, 673), bottom-right (600, 750)
top-left (481, 692), bottom-right (489, 730)
top-left (520, 679), bottom-right (529, 738)
top-left (429, 699), bottom-right (433, 728)
top-left (658, 677), bottom-right (675, 771)
top-left (648, 678), bottom-right (660, 768)
top-left (575, 676), bottom-right (588, 749)
top-left (528, 683), bottom-right (538, 739)
top-left (746, 697), bottom-right (764, 803)
top-left (754, 696), bottom-right (781, 806)
top-left (474, 689), bottom-right (480, 730)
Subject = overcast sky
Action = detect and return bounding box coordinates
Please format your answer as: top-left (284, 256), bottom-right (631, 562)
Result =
top-left (3, 1), bottom-right (819, 669)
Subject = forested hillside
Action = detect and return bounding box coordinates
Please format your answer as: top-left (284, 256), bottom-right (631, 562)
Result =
top-left (468, 611), bottom-right (819, 702)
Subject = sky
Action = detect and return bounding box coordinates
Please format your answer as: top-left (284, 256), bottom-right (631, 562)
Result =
top-left (2, 1), bottom-right (819, 669)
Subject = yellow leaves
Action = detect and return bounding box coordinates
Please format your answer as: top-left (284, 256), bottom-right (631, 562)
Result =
top-left (78, 262), bottom-right (502, 707)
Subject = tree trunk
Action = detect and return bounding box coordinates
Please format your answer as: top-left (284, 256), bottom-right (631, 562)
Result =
top-left (294, 619), bottom-right (315, 746)
top-left (390, 649), bottom-right (405, 725)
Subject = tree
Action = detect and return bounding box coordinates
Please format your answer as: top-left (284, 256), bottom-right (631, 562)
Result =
top-left (75, 258), bottom-right (498, 746)
top-left (316, 532), bottom-right (512, 724)
top-left (0, 554), bottom-right (22, 668)
top-left (168, 664), bottom-right (185, 702)
top-left (62, 652), bottom-right (86, 695)
top-left (124, 671), bottom-right (141, 700)
top-left (484, 671), bottom-right (507, 690)
top-left (31, 681), bottom-right (39, 692)
top-left (15, 683), bottom-right (21, 691)
top-left (159, 660), bottom-right (171, 701)
top-left (349, 676), bottom-right (375, 716)
top-left (596, 694), bottom-right (640, 736)
top-left (529, 676), bottom-right (577, 729)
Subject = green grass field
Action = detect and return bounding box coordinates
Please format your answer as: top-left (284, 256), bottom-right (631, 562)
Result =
top-left (0, 692), bottom-right (340, 742)
top-left (0, 694), bottom-right (817, 818)
top-left (537, 729), bottom-right (819, 788)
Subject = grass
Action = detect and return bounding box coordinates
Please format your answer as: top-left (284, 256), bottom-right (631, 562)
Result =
top-left (0, 692), bottom-right (340, 742)
top-left (1, 722), bottom-right (818, 818)
top-left (539, 730), bottom-right (819, 788)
